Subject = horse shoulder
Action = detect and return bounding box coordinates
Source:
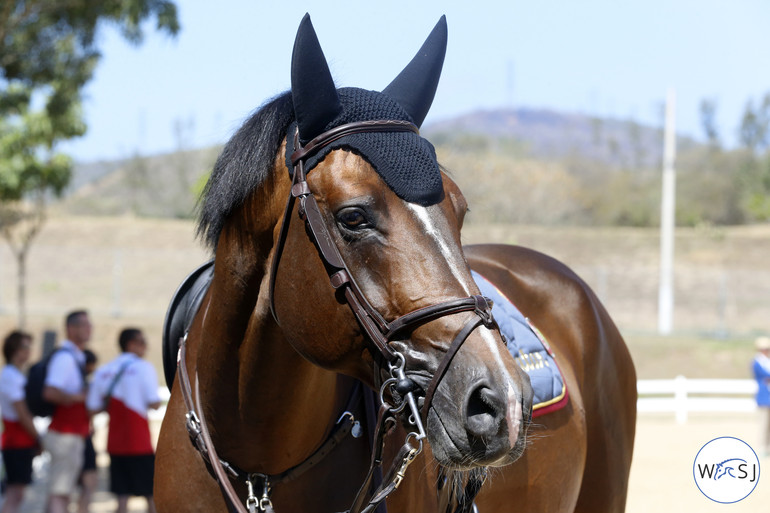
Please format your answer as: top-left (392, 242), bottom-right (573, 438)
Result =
top-left (465, 243), bottom-right (604, 365)
top-left (465, 242), bottom-right (636, 513)
top-left (464, 242), bottom-right (635, 407)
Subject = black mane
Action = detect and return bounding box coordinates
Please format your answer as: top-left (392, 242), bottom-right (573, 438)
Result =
top-left (197, 92), bottom-right (295, 249)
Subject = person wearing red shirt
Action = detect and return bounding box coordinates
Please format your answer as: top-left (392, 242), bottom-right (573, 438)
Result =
top-left (42, 310), bottom-right (91, 513)
top-left (0, 330), bottom-right (40, 513)
top-left (87, 328), bottom-right (161, 513)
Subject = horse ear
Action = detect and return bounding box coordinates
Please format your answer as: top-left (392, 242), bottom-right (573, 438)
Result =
top-left (383, 16), bottom-right (447, 128)
top-left (291, 14), bottom-right (342, 141)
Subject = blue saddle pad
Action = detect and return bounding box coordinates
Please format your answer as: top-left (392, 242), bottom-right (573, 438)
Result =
top-left (472, 271), bottom-right (568, 417)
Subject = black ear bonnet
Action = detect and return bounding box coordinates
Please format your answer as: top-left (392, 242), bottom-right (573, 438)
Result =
top-left (286, 14), bottom-right (447, 206)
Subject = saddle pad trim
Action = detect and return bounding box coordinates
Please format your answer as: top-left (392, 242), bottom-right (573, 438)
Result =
top-left (525, 321), bottom-right (569, 417)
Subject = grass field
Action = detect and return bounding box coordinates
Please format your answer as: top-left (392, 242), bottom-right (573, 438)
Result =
top-left (0, 215), bottom-right (768, 381)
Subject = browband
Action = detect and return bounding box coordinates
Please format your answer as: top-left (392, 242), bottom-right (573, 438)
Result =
top-left (290, 119), bottom-right (419, 167)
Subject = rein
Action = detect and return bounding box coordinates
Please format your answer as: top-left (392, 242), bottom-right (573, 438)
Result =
top-left (179, 119), bottom-right (498, 513)
top-left (177, 334), bottom-right (365, 513)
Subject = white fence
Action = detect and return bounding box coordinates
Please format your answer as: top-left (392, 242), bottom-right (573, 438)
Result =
top-left (30, 379), bottom-right (756, 433)
top-left (637, 377), bottom-right (758, 424)
top-left (145, 380), bottom-right (762, 426)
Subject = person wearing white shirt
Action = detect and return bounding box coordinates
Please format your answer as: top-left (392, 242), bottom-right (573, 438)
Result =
top-left (87, 328), bottom-right (161, 513)
top-left (0, 330), bottom-right (39, 513)
top-left (42, 311), bottom-right (91, 513)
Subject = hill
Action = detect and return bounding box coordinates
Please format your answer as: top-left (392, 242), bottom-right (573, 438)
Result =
top-left (61, 106), bottom-right (768, 229)
top-left (62, 107), bottom-right (679, 218)
top-left (61, 147), bottom-right (220, 218)
top-left (423, 107), bottom-right (698, 169)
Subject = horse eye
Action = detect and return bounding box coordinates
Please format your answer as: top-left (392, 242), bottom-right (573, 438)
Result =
top-left (336, 208), bottom-right (370, 230)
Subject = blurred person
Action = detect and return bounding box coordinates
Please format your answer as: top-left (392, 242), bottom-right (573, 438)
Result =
top-left (0, 331), bottom-right (40, 513)
top-left (77, 349), bottom-right (99, 513)
top-left (752, 336), bottom-right (770, 457)
top-left (42, 311), bottom-right (91, 513)
top-left (87, 328), bottom-right (161, 513)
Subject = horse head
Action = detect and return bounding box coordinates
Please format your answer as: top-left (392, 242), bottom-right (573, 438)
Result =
top-left (265, 14), bottom-right (533, 470)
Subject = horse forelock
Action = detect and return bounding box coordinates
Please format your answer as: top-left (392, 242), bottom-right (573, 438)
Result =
top-left (197, 92), bottom-right (296, 250)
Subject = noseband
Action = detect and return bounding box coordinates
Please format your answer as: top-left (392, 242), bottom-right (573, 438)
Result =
top-left (269, 120), bottom-right (498, 429)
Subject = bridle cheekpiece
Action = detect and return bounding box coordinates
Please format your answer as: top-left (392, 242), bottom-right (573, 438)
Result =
top-left (264, 120), bottom-right (500, 512)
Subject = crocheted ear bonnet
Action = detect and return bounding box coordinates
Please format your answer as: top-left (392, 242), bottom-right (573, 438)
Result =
top-left (286, 14), bottom-right (447, 206)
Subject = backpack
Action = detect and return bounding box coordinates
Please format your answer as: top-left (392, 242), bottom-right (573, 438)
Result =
top-left (101, 359), bottom-right (134, 411)
top-left (25, 348), bottom-right (84, 417)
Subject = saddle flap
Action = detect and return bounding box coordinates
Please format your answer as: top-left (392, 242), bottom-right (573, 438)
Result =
top-left (162, 260), bottom-right (215, 390)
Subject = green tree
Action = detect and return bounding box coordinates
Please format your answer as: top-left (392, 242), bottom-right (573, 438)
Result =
top-left (699, 98), bottom-right (720, 149)
top-left (736, 93), bottom-right (770, 222)
top-left (0, 0), bottom-right (179, 326)
top-left (738, 94), bottom-right (770, 152)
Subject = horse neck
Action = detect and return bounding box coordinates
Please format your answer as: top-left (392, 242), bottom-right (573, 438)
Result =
top-left (193, 173), bottom-right (347, 476)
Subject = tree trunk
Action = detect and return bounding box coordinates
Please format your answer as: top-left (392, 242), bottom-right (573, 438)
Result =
top-left (16, 248), bottom-right (27, 329)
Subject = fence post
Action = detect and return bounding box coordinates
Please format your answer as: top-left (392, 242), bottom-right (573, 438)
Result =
top-left (42, 330), bottom-right (57, 358)
top-left (674, 374), bottom-right (687, 424)
top-left (112, 249), bottom-right (123, 317)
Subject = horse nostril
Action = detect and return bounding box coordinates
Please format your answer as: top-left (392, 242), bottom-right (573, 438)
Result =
top-left (465, 384), bottom-right (504, 439)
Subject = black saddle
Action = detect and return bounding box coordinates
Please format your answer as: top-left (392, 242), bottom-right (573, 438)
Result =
top-left (162, 260), bottom-right (215, 390)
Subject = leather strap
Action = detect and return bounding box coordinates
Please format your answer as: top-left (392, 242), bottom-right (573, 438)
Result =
top-left (385, 296), bottom-right (493, 340)
top-left (290, 120), bottom-right (419, 165)
top-left (422, 315), bottom-right (487, 428)
top-left (178, 338), bottom-right (245, 512)
top-left (177, 335), bottom-right (364, 512)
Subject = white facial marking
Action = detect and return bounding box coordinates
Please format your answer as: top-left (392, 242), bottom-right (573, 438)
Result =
top-left (407, 202), bottom-right (522, 441)
top-left (506, 391), bottom-right (522, 447)
top-left (483, 324), bottom-right (522, 443)
top-left (480, 329), bottom-right (508, 375)
top-left (406, 204), bottom-right (470, 294)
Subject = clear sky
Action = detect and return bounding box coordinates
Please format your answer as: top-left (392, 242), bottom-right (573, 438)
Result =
top-left (61, 0), bottom-right (770, 162)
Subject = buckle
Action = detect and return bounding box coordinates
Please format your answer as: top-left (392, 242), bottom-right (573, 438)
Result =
top-left (474, 295), bottom-right (495, 328)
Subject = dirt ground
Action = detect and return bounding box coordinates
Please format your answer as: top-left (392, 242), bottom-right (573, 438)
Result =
top-left (6, 411), bottom-right (766, 512)
top-left (627, 412), bottom-right (768, 513)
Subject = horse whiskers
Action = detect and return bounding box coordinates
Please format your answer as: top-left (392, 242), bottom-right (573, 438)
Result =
top-left (434, 466), bottom-right (491, 505)
top-left (522, 421), bottom-right (549, 446)
top-left (479, 465), bottom-right (506, 487)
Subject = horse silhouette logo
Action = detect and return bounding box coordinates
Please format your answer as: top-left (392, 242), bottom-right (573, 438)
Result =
top-left (714, 458), bottom-right (748, 480)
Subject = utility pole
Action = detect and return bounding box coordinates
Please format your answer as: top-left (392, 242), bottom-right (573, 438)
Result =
top-left (658, 88), bottom-right (676, 335)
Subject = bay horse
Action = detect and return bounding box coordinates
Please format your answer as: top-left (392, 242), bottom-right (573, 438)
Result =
top-left (155, 14), bottom-right (636, 513)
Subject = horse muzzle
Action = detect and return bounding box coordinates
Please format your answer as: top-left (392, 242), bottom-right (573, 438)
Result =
top-left (402, 353), bottom-right (532, 470)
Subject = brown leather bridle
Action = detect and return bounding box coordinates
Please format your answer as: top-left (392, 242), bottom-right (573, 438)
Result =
top-left (179, 119), bottom-right (498, 513)
top-left (269, 119), bottom-right (498, 428)
top-left (266, 120), bottom-right (498, 511)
